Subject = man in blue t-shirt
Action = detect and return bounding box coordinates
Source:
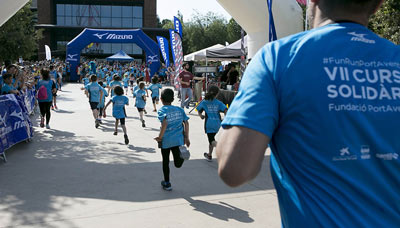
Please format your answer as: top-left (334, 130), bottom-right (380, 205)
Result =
top-left (216, 0), bottom-right (400, 227)
top-left (85, 75), bottom-right (104, 128)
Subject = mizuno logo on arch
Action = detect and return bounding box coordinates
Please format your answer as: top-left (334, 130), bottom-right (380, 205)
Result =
top-left (94, 33), bottom-right (133, 40)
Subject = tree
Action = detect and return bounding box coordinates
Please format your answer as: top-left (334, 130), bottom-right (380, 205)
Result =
top-left (0, 1), bottom-right (42, 62)
top-left (226, 18), bottom-right (242, 44)
top-left (369, 0), bottom-right (400, 44)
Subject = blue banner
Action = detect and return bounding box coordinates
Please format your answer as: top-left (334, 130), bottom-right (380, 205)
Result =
top-left (0, 92), bottom-right (34, 155)
top-left (156, 36), bottom-right (170, 67)
top-left (174, 16), bottom-right (183, 38)
top-left (170, 30), bottom-right (184, 76)
top-left (267, 0), bottom-right (277, 42)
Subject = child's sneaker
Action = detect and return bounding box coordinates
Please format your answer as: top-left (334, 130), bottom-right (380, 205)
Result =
top-left (46, 124), bottom-right (50, 129)
top-left (113, 131), bottom-right (118, 136)
top-left (95, 120), bottom-right (100, 128)
top-left (142, 120), bottom-right (146, 128)
top-left (203, 153), bottom-right (212, 162)
top-left (144, 110), bottom-right (147, 114)
top-left (124, 134), bottom-right (129, 145)
top-left (161, 181), bottom-right (172, 191)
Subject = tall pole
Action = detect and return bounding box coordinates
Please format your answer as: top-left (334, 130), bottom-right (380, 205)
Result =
top-left (240, 28), bottom-right (246, 78)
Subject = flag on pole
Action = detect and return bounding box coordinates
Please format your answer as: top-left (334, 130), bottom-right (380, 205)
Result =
top-left (240, 28), bottom-right (246, 77)
top-left (45, 45), bottom-right (51, 61)
top-left (169, 29), bottom-right (184, 75)
top-left (267, 0), bottom-right (277, 42)
top-left (174, 16), bottom-right (183, 38)
top-left (156, 36), bottom-right (170, 67)
top-left (296, 0), bottom-right (307, 5)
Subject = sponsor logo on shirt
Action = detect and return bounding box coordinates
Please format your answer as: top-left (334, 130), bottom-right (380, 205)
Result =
top-left (333, 147), bottom-right (357, 161)
top-left (376, 153), bottom-right (398, 160)
top-left (348, 32), bottom-right (375, 44)
top-left (360, 145), bottom-right (371, 159)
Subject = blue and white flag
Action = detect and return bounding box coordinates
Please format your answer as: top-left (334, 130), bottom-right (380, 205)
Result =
top-left (170, 29), bottom-right (184, 75)
top-left (156, 36), bottom-right (170, 67)
top-left (174, 16), bottom-right (183, 38)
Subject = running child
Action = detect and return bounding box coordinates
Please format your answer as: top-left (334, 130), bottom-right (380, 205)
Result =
top-left (154, 88), bottom-right (190, 191)
top-left (84, 75), bottom-right (104, 128)
top-left (97, 81), bottom-right (108, 124)
top-left (104, 86), bottom-right (129, 145)
top-left (134, 82), bottom-right (147, 127)
top-left (147, 76), bottom-right (162, 112)
top-left (108, 75), bottom-right (123, 97)
top-left (123, 74), bottom-right (129, 95)
top-left (197, 85), bottom-right (227, 161)
top-left (36, 69), bottom-right (57, 129)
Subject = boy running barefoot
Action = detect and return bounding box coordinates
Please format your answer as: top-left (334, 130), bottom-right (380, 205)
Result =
top-left (104, 86), bottom-right (130, 145)
top-left (155, 88), bottom-right (190, 191)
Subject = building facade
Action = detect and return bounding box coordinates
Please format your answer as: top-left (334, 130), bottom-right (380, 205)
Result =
top-left (36, 0), bottom-right (167, 60)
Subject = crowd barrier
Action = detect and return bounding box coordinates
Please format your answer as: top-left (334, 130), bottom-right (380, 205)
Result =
top-left (0, 89), bottom-right (35, 162)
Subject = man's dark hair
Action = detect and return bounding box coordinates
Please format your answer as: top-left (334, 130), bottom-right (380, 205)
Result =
top-left (205, 85), bottom-right (220, 101)
top-left (321, 0), bottom-right (381, 15)
top-left (41, 69), bottom-right (50, 80)
top-left (114, 86), bottom-right (124, 96)
top-left (90, 74), bottom-right (97, 82)
top-left (161, 88), bottom-right (174, 103)
top-left (139, 82), bottom-right (145, 90)
top-left (98, 81), bottom-right (104, 87)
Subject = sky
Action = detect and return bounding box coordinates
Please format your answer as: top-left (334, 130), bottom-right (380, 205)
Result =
top-left (157, 0), bottom-right (232, 22)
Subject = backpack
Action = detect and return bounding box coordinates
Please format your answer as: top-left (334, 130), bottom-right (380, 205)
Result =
top-left (37, 85), bottom-right (48, 100)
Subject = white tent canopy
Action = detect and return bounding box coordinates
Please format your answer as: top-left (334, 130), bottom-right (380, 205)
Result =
top-left (184, 44), bottom-right (224, 61)
top-left (217, 0), bottom-right (303, 59)
top-left (0, 0), bottom-right (29, 27)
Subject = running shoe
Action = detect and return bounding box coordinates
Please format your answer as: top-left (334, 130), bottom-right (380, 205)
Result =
top-left (124, 134), bottom-right (129, 145)
top-left (203, 153), bottom-right (212, 162)
top-left (144, 110), bottom-right (147, 114)
top-left (142, 120), bottom-right (146, 128)
top-left (161, 181), bottom-right (172, 191)
top-left (95, 120), bottom-right (100, 128)
top-left (46, 124), bottom-right (50, 129)
top-left (40, 118), bottom-right (44, 128)
top-left (113, 131), bottom-right (118, 135)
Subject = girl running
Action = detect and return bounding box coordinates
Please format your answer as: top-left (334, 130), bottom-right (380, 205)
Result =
top-left (134, 82), bottom-right (147, 127)
top-left (147, 76), bottom-right (162, 112)
top-left (155, 88), bottom-right (190, 191)
top-left (104, 86), bottom-right (129, 145)
top-left (196, 85), bottom-right (227, 161)
top-left (36, 69), bottom-right (57, 129)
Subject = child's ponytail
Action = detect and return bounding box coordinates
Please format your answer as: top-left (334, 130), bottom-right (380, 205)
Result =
top-left (204, 85), bottom-right (220, 100)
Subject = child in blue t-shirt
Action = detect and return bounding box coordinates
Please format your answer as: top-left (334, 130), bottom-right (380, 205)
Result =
top-left (97, 81), bottom-right (108, 125)
top-left (197, 85), bottom-right (227, 161)
top-left (104, 86), bottom-right (129, 145)
top-left (134, 82), bottom-right (147, 127)
top-left (147, 76), bottom-right (162, 112)
top-left (123, 75), bottom-right (129, 95)
top-left (1, 73), bottom-right (19, 95)
top-left (155, 88), bottom-right (190, 191)
top-left (108, 75), bottom-right (123, 97)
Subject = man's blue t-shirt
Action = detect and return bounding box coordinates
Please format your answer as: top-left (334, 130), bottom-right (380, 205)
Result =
top-left (85, 82), bottom-right (103, 103)
top-left (134, 89), bottom-right (146, 108)
top-left (36, 80), bottom-right (55, 102)
top-left (111, 95), bottom-right (129, 119)
top-left (158, 105), bottom-right (189, 149)
top-left (1, 83), bottom-right (15, 95)
top-left (197, 99), bottom-right (227, 133)
top-left (147, 83), bottom-right (162, 98)
top-left (222, 23), bottom-right (400, 227)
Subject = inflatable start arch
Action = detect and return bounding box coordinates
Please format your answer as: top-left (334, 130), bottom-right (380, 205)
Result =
top-left (66, 28), bottom-right (161, 81)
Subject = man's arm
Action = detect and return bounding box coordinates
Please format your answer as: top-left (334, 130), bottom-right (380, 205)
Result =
top-left (216, 126), bottom-right (270, 187)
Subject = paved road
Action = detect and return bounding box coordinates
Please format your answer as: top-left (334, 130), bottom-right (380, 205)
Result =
top-left (0, 83), bottom-right (280, 228)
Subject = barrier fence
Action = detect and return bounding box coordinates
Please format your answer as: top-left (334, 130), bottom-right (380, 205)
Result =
top-left (0, 89), bottom-right (35, 162)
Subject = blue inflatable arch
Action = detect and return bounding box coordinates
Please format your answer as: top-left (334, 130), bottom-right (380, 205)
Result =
top-left (66, 28), bottom-right (161, 81)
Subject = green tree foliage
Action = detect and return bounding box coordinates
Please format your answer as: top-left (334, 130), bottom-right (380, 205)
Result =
top-left (159, 11), bottom-right (241, 55)
top-left (369, 0), bottom-right (400, 44)
top-left (0, 1), bottom-right (42, 62)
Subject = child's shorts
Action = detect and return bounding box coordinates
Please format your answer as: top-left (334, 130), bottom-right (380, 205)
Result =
top-left (89, 102), bottom-right (99, 110)
top-left (137, 107), bottom-right (145, 112)
top-left (152, 96), bottom-right (159, 104)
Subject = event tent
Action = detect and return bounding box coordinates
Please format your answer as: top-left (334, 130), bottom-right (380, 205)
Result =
top-left (106, 50), bottom-right (134, 62)
top-left (184, 44), bottom-right (224, 61)
top-left (206, 35), bottom-right (248, 60)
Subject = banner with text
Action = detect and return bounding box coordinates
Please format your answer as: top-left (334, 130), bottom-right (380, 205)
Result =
top-left (170, 30), bottom-right (184, 76)
top-left (157, 36), bottom-right (170, 67)
top-left (174, 16), bottom-right (183, 38)
top-left (0, 92), bottom-right (34, 155)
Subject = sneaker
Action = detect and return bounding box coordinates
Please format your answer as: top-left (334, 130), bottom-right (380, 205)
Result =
top-left (95, 120), bottom-right (100, 128)
top-left (113, 131), bottom-right (118, 136)
top-left (46, 124), bottom-right (50, 129)
top-left (40, 118), bottom-right (44, 128)
top-left (98, 120), bottom-right (103, 124)
top-left (203, 153), bottom-right (212, 162)
top-left (161, 181), bottom-right (172, 191)
top-left (144, 110), bottom-right (147, 114)
top-left (142, 120), bottom-right (146, 128)
top-left (124, 134), bottom-right (129, 145)
top-left (153, 109), bottom-right (157, 112)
